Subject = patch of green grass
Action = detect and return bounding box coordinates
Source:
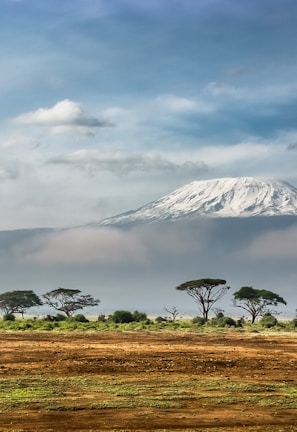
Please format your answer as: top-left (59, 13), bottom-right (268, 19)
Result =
top-left (0, 377), bottom-right (64, 406)
top-left (1, 374), bottom-right (297, 415)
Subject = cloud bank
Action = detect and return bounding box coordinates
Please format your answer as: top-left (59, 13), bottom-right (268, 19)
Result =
top-left (49, 150), bottom-right (208, 176)
top-left (2, 216), bottom-right (296, 315)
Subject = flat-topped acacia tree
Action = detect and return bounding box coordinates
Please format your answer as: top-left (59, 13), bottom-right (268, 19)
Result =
top-left (233, 286), bottom-right (287, 323)
top-left (0, 290), bottom-right (42, 318)
top-left (176, 278), bottom-right (229, 321)
top-left (43, 287), bottom-right (100, 317)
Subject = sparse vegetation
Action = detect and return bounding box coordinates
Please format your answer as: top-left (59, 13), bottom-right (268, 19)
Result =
top-left (176, 278), bottom-right (230, 321)
top-left (1, 325), bottom-right (297, 431)
top-left (1, 314), bottom-right (297, 332)
top-left (1, 374), bottom-right (297, 414)
top-left (233, 286), bottom-right (287, 323)
top-left (42, 287), bottom-right (100, 317)
top-left (0, 290), bottom-right (42, 318)
top-left (259, 312), bottom-right (278, 328)
top-left (108, 310), bottom-right (148, 323)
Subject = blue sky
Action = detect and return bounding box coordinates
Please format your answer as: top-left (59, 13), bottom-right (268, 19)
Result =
top-left (1, 0), bottom-right (297, 229)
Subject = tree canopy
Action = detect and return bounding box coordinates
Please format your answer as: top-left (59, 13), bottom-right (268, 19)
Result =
top-left (109, 310), bottom-right (148, 323)
top-left (176, 278), bottom-right (229, 321)
top-left (233, 286), bottom-right (287, 323)
top-left (0, 290), bottom-right (42, 318)
top-left (42, 287), bottom-right (100, 317)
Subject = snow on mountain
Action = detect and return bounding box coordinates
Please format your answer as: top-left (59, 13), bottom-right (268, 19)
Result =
top-left (99, 177), bottom-right (297, 226)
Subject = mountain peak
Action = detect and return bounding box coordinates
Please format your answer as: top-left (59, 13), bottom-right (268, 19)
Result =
top-left (100, 177), bottom-right (297, 226)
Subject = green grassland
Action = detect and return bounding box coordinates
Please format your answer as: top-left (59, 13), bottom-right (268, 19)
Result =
top-left (0, 315), bottom-right (297, 332)
top-left (1, 374), bottom-right (297, 413)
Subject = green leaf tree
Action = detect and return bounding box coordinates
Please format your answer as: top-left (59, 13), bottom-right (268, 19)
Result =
top-left (233, 286), bottom-right (287, 323)
top-left (109, 310), bottom-right (134, 323)
top-left (42, 287), bottom-right (100, 317)
top-left (176, 278), bottom-right (229, 321)
top-left (0, 290), bottom-right (42, 318)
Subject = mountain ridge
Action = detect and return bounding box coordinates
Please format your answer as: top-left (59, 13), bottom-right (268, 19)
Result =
top-left (99, 177), bottom-right (297, 226)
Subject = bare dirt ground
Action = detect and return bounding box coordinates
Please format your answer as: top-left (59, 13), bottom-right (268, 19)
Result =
top-left (0, 330), bottom-right (297, 432)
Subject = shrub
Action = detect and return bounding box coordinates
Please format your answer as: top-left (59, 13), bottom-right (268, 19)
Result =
top-left (39, 322), bottom-right (56, 331)
top-left (210, 316), bottom-right (237, 327)
top-left (260, 313), bottom-right (278, 328)
top-left (55, 313), bottom-right (67, 321)
top-left (109, 310), bottom-right (134, 323)
top-left (3, 313), bottom-right (16, 321)
top-left (237, 317), bottom-right (245, 327)
top-left (155, 316), bottom-right (167, 323)
top-left (132, 310), bottom-right (148, 322)
top-left (192, 316), bottom-right (205, 325)
top-left (97, 314), bottom-right (106, 322)
top-left (73, 314), bottom-right (89, 323)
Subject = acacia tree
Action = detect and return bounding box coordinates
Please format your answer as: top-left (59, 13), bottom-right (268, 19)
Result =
top-left (164, 306), bottom-right (180, 321)
top-left (233, 286), bottom-right (287, 323)
top-left (0, 290), bottom-right (42, 318)
top-left (43, 287), bottom-right (100, 317)
top-left (176, 278), bottom-right (229, 321)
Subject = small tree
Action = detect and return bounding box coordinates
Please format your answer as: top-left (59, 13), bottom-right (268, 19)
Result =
top-left (0, 290), bottom-right (42, 318)
top-left (176, 278), bottom-right (229, 321)
top-left (108, 310), bottom-right (148, 323)
top-left (42, 287), bottom-right (99, 317)
top-left (132, 310), bottom-right (148, 322)
top-left (109, 310), bottom-right (134, 323)
top-left (233, 286), bottom-right (286, 323)
top-left (164, 306), bottom-right (180, 321)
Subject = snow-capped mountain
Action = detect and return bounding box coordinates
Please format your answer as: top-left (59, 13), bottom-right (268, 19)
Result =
top-left (100, 177), bottom-right (297, 226)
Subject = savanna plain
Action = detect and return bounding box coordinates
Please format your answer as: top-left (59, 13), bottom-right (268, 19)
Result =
top-left (0, 329), bottom-right (297, 432)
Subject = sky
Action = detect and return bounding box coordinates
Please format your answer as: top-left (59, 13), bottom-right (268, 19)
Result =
top-left (1, 0), bottom-right (297, 317)
top-left (1, 0), bottom-right (297, 229)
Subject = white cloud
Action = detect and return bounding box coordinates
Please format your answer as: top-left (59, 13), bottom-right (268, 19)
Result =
top-left (14, 99), bottom-right (111, 136)
top-left (156, 94), bottom-right (213, 113)
top-left (12, 227), bottom-right (148, 265)
top-left (197, 141), bottom-right (272, 167)
top-left (49, 149), bottom-right (208, 176)
top-left (102, 107), bottom-right (134, 123)
top-left (0, 135), bottom-right (39, 149)
top-left (10, 220), bottom-right (212, 267)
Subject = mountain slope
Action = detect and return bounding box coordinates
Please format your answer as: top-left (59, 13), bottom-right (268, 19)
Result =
top-left (99, 177), bottom-right (297, 226)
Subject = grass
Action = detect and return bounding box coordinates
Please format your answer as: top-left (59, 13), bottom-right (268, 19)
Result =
top-left (0, 317), bottom-right (297, 333)
top-left (1, 374), bottom-right (297, 413)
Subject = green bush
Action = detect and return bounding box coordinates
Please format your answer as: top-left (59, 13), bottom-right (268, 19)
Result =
top-left (39, 321), bottom-right (56, 331)
top-left (132, 310), bottom-right (148, 322)
top-left (73, 314), bottom-right (89, 323)
top-left (3, 313), bottom-right (16, 321)
top-left (192, 316), bottom-right (205, 325)
top-left (109, 310), bottom-right (133, 323)
top-left (260, 313), bottom-right (278, 328)
top-left (155, 316), bottom-right (167, 323)
top-left (236, 317), bottom-right (245, 327)
top-left (210, 316), bottom-right (237, 327)
top-left (290, 318), bottom-right (297, 328)
top-left (55, 313), bottom-right (67, 321)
